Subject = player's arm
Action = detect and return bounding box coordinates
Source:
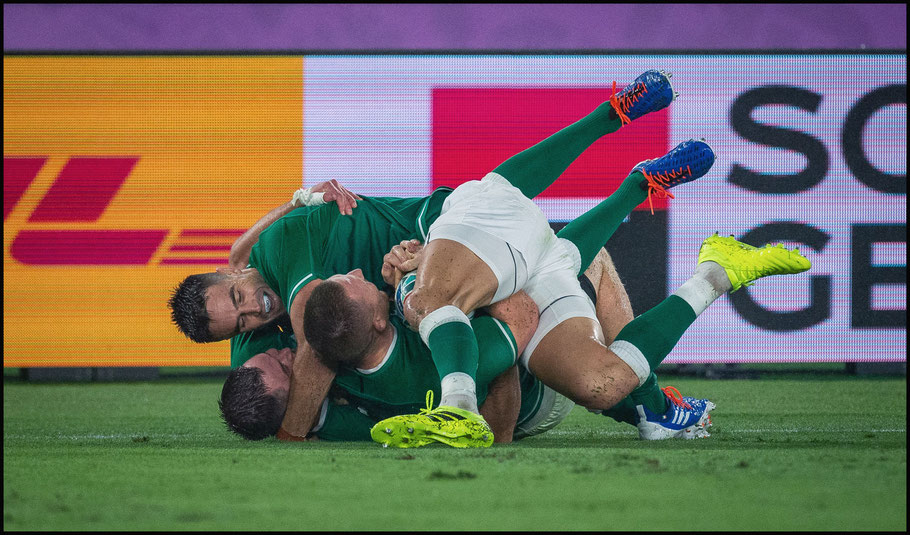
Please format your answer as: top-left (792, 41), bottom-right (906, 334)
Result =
top-left (276, 280), bottom-right (339, 442)
top-left (477, 290), bottom-right (538, 444)
top-left (479, 365), bottom-right (520, 443)
top-left (229, 180), bottom-right (363, 269)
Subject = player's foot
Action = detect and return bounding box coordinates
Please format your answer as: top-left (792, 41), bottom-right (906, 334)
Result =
top-left (370, 392), bottom-right (494, 448)
top-left (609, 69), bottom-right (676, 126)
top-left (698, 233), bottom-right (812, 292)
top-left (636, 386), bottom-right (715, 440)
top-left (632, 138), bottom-right (716, 214)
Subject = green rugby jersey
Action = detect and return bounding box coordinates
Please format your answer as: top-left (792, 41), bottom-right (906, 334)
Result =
top-left (248, 189), bottom-right (452, 311)
top-left (228, 314), bottom-right (550, 441)
top-left (331, 314), bottom-right (519, 421)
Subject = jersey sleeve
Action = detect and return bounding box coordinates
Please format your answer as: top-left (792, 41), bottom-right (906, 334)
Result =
top-left (311, 400), bottom-right (377, 442)
top-left (413, 187), bottom-right (452, 242)
top-left (249, 206), bottom-right (336, 310)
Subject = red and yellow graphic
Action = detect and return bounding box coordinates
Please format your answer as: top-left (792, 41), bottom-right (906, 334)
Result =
top-left (3, 56), bottom-right (303, 367)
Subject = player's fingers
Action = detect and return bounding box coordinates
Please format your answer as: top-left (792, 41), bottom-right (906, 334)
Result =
top-left (393, 246), bottom-right (412, 263)
top-left (400, 239), bottom-right (422, 254)
top-left (383, 251), bottom-right (407, 273)
top-left (392, 247), bottom-right (414, 266)
top-left (330, 179), bottom-right (359, 214)
top-left (400, 258), bottom-right (420, 273)
top-left (325, 182), bottom-right (353, 216)
top-left (381, 261), bottom-right (395, 285)
top-left (317, 179), bottom-right (356, 215)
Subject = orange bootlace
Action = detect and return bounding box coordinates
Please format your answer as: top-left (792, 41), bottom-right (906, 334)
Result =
top-left (639, 165), bottom-right (691, 215)
top-left (662, 386), bottom-right (693, 410)
top-left (609, 79), bottom-right (648, 126)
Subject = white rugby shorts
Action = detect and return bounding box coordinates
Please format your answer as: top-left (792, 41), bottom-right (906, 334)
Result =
top-left (427, 172), bottom-right (598, 366)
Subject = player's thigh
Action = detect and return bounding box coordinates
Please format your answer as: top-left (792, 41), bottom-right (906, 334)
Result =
top-left (409, 238), bottom-right (499, 316)
top-left (526, 316), bottom-right (639, 411)
top-left (427, 173), bottom-right (550, 300)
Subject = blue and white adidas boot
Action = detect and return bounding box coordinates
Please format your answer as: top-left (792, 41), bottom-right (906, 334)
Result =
top-left (609, 69), bottom-right (676, 126)
top-left (636, 386), bottom-right (715, 440)
top-left (632, 138), bottom-right (716, 214)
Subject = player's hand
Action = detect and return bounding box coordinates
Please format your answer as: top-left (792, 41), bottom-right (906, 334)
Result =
top-left (276, 427), bottom-right (318, 442)
top-left (381, 239), bottom-right (423, 287)
top-left (292, 179), bottom-right (362, 215)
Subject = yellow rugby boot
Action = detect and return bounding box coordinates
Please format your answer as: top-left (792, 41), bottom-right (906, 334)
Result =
top-left (697, 233), bottom-right (811, 292)
top-left (371, 391), bottom-right (494, 449)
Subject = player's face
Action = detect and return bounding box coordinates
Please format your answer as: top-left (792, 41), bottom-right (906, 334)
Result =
top-left (242, 347), bottom-right (293, 400)
top-left (329, 269), bottom-right (388, 319)
top-left (205, 269), bottom-right (287, 341)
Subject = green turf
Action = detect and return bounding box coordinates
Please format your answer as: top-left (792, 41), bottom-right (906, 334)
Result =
top-left (3, 376), bottom-right (906, 531)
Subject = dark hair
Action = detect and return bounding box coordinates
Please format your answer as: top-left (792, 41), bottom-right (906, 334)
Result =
top-left (218, 367), bottom-right (287, 440)
top-left (168, 272), bottom-right (226, 343)
top-left (303, 281), bottom-right (373, 369)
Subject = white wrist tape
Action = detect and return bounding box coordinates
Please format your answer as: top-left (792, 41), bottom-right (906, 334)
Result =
top-left (291, 187), bottom-right (327, 207)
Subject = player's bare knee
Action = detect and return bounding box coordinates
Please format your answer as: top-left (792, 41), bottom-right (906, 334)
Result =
top-left (572, 364), bottom-right (639, 411)
top-left (402, 286), bottom-right (440, 328)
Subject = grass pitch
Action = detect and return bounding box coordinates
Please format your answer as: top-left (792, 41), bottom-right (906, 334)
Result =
top-left (3, 373), bottom-right (906, 531)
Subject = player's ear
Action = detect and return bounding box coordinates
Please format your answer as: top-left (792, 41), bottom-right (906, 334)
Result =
top-left (374, 315), bottom-right (387, 332)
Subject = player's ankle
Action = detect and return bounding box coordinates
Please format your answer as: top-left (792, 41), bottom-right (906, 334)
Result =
top-left (694, 261), bottom-right (732, 294)
top-left (441, 394), bottom-right (479, 413)
top-left (440, 373), bottom-right (479, 413)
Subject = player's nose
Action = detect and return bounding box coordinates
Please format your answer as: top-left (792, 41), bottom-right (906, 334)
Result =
top-left (239, 299), bottom-right (260, 314)
top-left (348, 268), bottom-right (364, 279)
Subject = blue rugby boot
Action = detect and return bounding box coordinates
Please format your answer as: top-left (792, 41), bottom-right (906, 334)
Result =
top-left (632, 138), bottom-right (716, 214)
top-left (636, 386), bottom-right (715, 440)
top-left (609, 69), bottom-right (676, 126)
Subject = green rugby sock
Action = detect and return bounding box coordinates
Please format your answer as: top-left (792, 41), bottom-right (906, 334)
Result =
top-left (556, 171), bottom-right (648, 273)
top-left (602, 397), bottom-right (638, 425)
top-left (603, 374), bottom-right (668, 424)
top-left (630, 372), bottom-right (668, 415)
top-left (425, 319), bottom-right (479, 383)
top-left (614, 295), bottom-right (698, 372)
top-left (494, 102), bottom-right (621, 199)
